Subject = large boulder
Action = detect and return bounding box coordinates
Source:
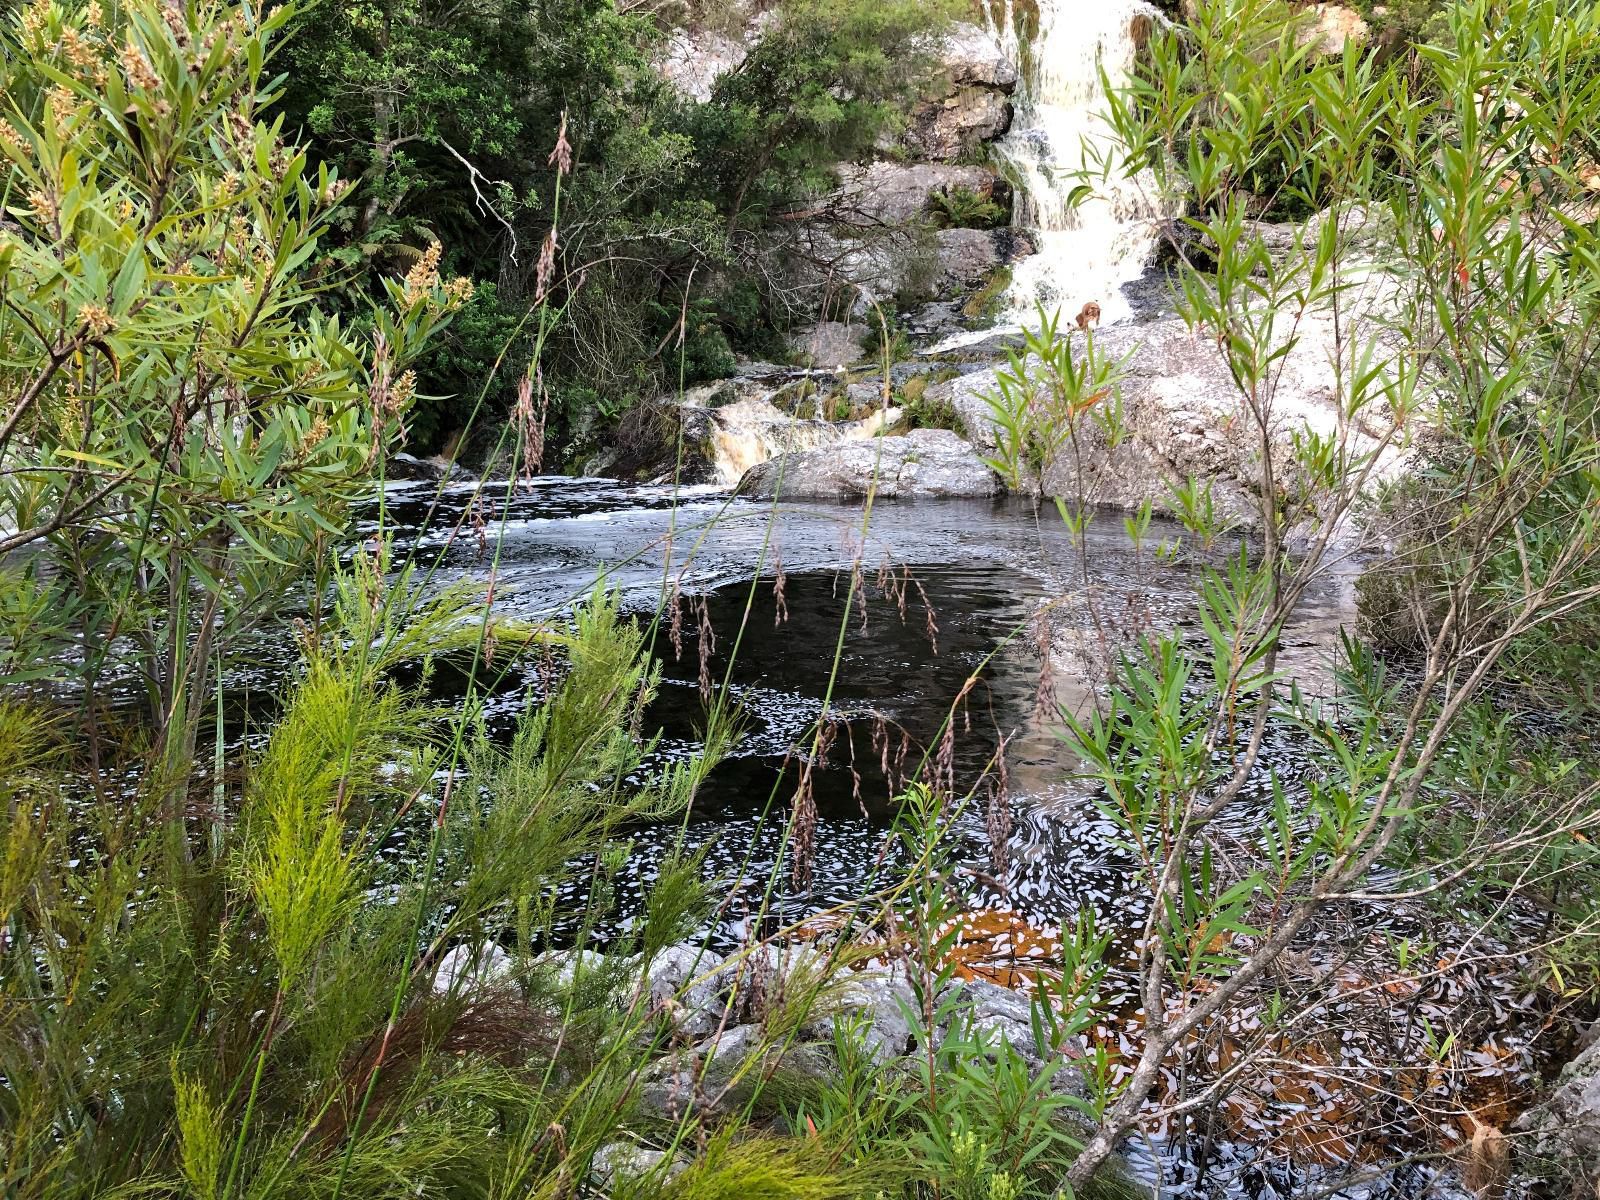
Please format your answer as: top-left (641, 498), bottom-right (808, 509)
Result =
top-left (1297, 3), bottom-right (1370, 55)
top-left (655, 26), bottom-right (752, 101)
top-left (604, 387), bottom-right (901, 486)
top-left (940, 22), bottom-right (1019, 91)
top-left (892, 24), bottom-right (1018, 161)
top-left (738, 429), bottom-right (1002, 500)
top-left (922, 297), bottom-right (1406, 524)
top-left (643, 944), bottom-right (732, 1038)
top-left (589, 1141), bottom-right (686, 1191)
top-left (934, 227), bottom-right (1005, 292)
top-left (906, 90), bottom-right (1012, 162)
top-left (833, 162), bottom-right (1007, 227)
top-left (791, 320), bottom-right (871, 369)
top-left (803, 965), bottom-right (919, 1065)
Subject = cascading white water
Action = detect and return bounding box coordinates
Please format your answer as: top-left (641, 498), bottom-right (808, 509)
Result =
top-left (984, 0), bottom-right (1170, 326)
top-left (700, 397), bottom-right (901, 487)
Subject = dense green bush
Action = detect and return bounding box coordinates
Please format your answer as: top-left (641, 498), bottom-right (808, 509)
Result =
top-left (278, 0), bottom-right (960, 460)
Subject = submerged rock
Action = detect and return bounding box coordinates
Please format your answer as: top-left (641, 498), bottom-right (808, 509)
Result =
top-left (738, 429), bottom-right (1001, 500)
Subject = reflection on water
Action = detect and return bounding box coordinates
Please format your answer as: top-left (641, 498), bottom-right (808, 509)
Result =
top-left (367, 478), bottom-right (1353, 951)
top-left (366, 477), bottom-right (1549, 1198)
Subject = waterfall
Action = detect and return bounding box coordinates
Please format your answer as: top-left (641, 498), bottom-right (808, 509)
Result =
top-left (984, 0), bottom-right (1169, 326)
top-left (700, 397), bottom-right (901, 487)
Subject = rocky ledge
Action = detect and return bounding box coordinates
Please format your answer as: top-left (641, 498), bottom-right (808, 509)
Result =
top-left (1515, 1034), bottom-right (1600, 1181)
top-left (922, 299), bottom-right (1407, 530)
top-left (738, 428), bottom-right (1001, 501)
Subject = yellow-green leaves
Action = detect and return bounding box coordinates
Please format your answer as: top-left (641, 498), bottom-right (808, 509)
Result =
top-left (172, 1067), bottom-right (226, 1200)
top-left (252, 792), bottom-right (362, 990)
top-left (0, 0), bottom-right (468, 741)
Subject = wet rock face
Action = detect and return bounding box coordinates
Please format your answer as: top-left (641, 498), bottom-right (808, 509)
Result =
top-left (738, 429), bottom-right (1001, 501)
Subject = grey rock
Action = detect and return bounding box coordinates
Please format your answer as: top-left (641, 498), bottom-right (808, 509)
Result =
top-left (538, 947), bottom-right (641, 999)
top-left (734, 359), bottom-right (798, 379)
top-left (738, 429), bottom-right (1001, 500)
top-left (589, 1141), bottom-right (684, 1190)
top-left (644, 944), bottom-right (730, 1039)
top-left (903, 300), bottom-right (973, 340)
top-left (651, 2), bottom-right (771, 102)
top-left (608, 391), bottom-right (899, 486)
top-left (388, 452), bottom-right (452, 482)
top-left (833, 162), bottom-right (1003, 227)
top-left (906, 88), bottom-right (1013, 162)
top-left (792, 321), bottom-right (870, 369)
top-left (1516, 1036), bottom-right (1600, 1176)
top-left (637, 1022), bottom-right (838, 1119)
top-left (920, 372), bottom-right (1005, 451)
top-left (923, 303), bottom-right (1405, 522)
top-left (939, 23), bottom-right (1019, 91)
top-left (845, 380), bottom-right (886, 411)
top-left (698, 1023), bottom-right (839, 1091)
top-left (633, 944), bottom-right (1090, 1121)
top-left (431, 943), bottom-right (512, 994)
top-left (935, 227), bottom-right (1004, 292)
top-left (939, 977), bottom-right (1089, 1100)
top-left (655, 27), bottom-right (750, 101)
top-left (805, 966), bottom-right (919, 1065)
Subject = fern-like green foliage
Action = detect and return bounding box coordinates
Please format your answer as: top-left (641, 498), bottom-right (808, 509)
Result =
top-left (0, 546), bottom-right (740, 1197)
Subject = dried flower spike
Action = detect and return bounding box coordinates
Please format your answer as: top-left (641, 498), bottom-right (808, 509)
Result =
top-left (120, 41), bottom-right (159, 90)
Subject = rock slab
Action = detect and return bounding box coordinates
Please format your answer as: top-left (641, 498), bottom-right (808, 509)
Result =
top-left (738, 429), bottom-right (1001, 500)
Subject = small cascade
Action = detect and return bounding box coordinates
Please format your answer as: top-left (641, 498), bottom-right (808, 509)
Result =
top-left (984, 0), bottom-right (1171, 325)
top-left (703, 398), bottom-right (900, 488)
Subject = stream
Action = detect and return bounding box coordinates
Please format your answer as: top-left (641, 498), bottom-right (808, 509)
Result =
top-left (366, 477), bottom-right (1350, 950)
top-left (362, 478), bottom-right (1561, 1200)
top-left (344, 0), bottom-right (1563, 1191)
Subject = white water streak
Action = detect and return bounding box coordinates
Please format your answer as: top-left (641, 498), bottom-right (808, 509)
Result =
top-left (985, 0), bottom-right (1171, 326)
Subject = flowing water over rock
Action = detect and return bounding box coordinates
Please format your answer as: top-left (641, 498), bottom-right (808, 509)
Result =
top-left (701, 396), bottom-right (898, 487)
top-left (982, 0), bottom-right (1173, 325)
